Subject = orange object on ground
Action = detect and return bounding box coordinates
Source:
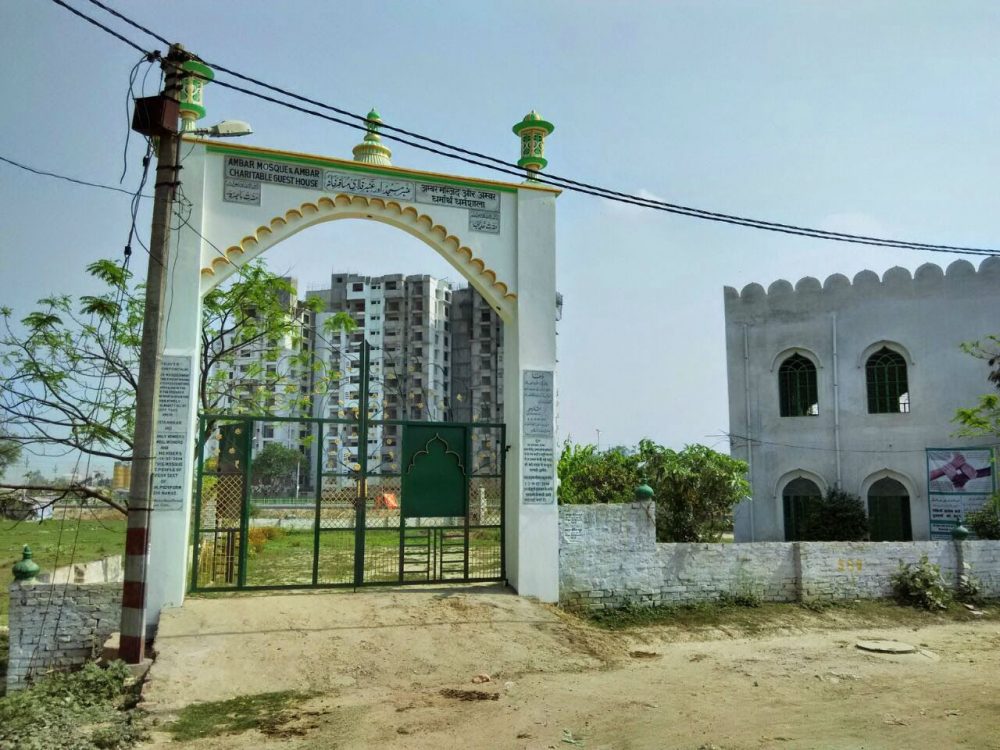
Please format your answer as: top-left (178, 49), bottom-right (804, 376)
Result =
top-left (375, 492), bottom-right (399, 510)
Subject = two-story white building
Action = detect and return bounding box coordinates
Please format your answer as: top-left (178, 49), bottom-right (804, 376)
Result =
top-left (724, 258), bottom-right (1000, 542)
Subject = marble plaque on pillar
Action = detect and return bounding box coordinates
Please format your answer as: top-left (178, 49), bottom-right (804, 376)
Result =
top-left (151, 355), bottom-right (194, 511)
top-left (522, 370), bottom-right (555, 505)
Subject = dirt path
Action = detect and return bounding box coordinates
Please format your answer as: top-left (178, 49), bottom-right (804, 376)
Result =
top-left (140, 587), bottom-right (1000, 749)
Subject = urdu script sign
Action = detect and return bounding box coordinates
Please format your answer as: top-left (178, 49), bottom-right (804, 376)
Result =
top-left (222, 155), bottom-right (501, 233)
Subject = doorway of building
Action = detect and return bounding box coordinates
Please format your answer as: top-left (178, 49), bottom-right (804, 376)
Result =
top-left (867, 478), bottom-right (912, 541)
top-left (782, 477), bottom-right (823, 541)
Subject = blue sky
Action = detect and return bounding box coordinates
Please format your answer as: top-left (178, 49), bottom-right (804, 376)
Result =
top-left (1, 1), bottom-right (998, 475)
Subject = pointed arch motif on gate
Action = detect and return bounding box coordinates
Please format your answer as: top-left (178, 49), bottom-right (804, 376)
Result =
top-left (198, 193), bottom-right (516, 316)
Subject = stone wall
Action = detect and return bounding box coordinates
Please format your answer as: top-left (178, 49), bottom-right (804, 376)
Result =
top-left (559, 502), bottom-right (1000, 610)
top-left (6, 581), bottom-right (122, 691)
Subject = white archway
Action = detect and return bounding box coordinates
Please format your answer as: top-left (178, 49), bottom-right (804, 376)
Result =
top-left (145, 138), bottom-right (561, 628)
top-left (199, 193), bottom-right (516, 318)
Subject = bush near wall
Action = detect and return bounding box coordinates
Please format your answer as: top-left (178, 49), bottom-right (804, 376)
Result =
top-left (796, 490), bottom-right (870, 542)
top-left (966, 493), bottom-right (1000, 540)
top-left (557, 440), bottom-right (749, 543)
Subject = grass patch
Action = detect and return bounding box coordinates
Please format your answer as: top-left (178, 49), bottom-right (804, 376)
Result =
top-left (0, 660), bottom-right (145, 749)
top-left (582, 598), bottom-right (1000, 634)
top-left (0, 518), bottom-right (126, 626)
top-left (195, 526), bottom-right (502, 588)
top-left (0, 629), bottom-right (7, 694)
top-left (166, 690), bottom-right (317, 741)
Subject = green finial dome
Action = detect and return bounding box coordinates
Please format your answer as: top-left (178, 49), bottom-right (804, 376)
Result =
top-left (178, 59), bottom-right (215, 132)
top-left (353, 106), bottom-right (392, 167)
top-left (512, 110), bottom-right (555, 180)
top-left (13, 544), bottom-right (40, 582)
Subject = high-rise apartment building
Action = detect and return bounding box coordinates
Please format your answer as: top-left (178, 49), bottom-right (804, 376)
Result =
top-left (213, 276), bottom-right (313, 457)
top-left (307, 273), bottom-right (453, 477)
top-left (206, 272), bottom-right (558, 484)
top-left (450, 286), bottom-right (504, 425)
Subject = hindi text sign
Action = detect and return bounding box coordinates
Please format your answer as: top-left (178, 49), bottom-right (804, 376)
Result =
top-left (152, 356), bottom-right (194, 511)
top-left (522, 370), bottom-right (555, 505)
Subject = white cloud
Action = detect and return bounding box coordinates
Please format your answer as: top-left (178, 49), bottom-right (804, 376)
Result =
top-left (601, 188), bottom-right (669, 219)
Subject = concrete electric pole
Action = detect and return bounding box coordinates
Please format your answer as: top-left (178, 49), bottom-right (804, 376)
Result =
top-left (118, 44), bottom-right (188, 665)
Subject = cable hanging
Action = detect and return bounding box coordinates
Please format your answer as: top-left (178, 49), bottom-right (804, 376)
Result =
top-left (51, 0), bottom-right (1000, 256)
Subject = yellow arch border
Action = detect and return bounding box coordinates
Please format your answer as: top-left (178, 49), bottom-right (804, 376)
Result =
top-left (199, 193), bottom-right (516, 316)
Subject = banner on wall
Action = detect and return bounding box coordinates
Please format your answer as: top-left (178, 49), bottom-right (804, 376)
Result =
top-left (926, 448), bottom-right (996, 539)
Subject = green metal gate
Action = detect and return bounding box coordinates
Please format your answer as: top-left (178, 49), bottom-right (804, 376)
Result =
top-left (190, 345), bottom-right (505, 592)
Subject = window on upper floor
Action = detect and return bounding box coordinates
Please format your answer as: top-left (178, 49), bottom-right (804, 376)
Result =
top-left (778, 354), bottom-right (818, 417)
top-left (866, 347), bottom-right (909, 414)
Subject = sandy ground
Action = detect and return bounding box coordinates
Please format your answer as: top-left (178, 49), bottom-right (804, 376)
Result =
top-left (140, 586), bottom-right (1000, 750)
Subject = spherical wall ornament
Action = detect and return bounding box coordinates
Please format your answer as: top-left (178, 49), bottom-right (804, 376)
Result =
top-left (13, 545), bottom-right (40, 582)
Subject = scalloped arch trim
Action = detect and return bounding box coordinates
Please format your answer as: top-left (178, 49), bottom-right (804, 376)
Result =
top-left (200, 194), bottom-right (517, 308)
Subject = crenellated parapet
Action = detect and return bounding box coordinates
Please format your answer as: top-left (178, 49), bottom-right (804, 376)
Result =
top-left (724, 258), bottom-right (1000, 318)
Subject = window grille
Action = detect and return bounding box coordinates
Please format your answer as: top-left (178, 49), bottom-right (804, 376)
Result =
top-left (778, 354), bottom-right (818, 417)
top-left (866, 347), bottom-right (909, 413)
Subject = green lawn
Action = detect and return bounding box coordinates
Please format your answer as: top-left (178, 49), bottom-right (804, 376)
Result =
top-left (194, 526), bottom-right (502, 589)
top-left (1, 518), bottom-right (127, 625)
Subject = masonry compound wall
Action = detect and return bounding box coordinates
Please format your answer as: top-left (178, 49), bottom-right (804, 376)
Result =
top-left (6, 582), bottom-right (122, 691)
top-left (559, 502), bottom-right (1000, 610)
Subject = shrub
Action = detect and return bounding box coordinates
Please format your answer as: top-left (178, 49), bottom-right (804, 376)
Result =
top-left (965, 493), bottom-right (1000, 540)
top-left (641, 441), bottom-right (749, 543)
top-left (557, 442), bottom-right (639, 505)
top-left (0, 661), bottom-right (145, 749)
top-left (247, 527), bottom-right (269, 554)
top-left (892, 554), bottom-right (952, 610)
top-left (261, 526), bottom-right (285, 541)
top-left (799, 489), bottom-right (869, 541)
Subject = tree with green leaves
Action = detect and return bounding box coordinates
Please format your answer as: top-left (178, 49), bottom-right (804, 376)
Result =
top-left (557, 441), bottom-right (639, 505)
top-left (953, 334), bottom-right (1000, 436)
top-left (0, 434), bottom-right (19, 479)
top-left (0, 258), bottom-right (353, 468)
top-left (638, 441), bottom-right (750, 543)
top-left (556, 438), bottom-right (749, 543)
top-left (251, 442), bottom-right (302, 483)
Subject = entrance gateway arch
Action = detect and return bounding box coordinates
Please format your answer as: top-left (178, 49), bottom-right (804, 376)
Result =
top-left (145, 108), bottom-right (561, 627)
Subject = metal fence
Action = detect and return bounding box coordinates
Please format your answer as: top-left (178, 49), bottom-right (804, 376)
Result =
top-left (191, 413), bottom-right (505, 592)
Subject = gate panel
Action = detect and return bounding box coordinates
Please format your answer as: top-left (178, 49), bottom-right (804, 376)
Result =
top-left (242, 418), bottom-right (317, 587)
top-left (401, 424), bottom-right (469, 518)
top-left (192, 418), bottom-right (249, 589)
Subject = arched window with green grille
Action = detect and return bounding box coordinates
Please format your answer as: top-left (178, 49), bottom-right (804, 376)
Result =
top-left (866, 347), bottom-right (909, 413)
top-left (778, 353), bottom-right (818, 417)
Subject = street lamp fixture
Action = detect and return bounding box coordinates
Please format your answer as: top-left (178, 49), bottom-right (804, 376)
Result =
top-left (190, 120), bottom-right (253, 138)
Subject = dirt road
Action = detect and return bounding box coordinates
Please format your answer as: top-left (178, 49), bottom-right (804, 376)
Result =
top-left (140, 586), bottom-right (1000, 749)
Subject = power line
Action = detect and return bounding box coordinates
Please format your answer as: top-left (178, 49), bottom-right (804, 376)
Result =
top-left (0, 154), bottom-right (152, 198)
top-left (55, 0), bottom-right (1000, 256)
top-left (50, 0), bottom-right (147, 54)
top-left (721, 431), bottom-right (997, 455)
top-left (82, 0), bottom-right (1000, 257)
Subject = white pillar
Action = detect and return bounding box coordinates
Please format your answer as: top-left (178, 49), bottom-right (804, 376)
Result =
top-left (503, 187), bottom-right (559, 601)
top-left (145, 144), bottom-right (207, 633)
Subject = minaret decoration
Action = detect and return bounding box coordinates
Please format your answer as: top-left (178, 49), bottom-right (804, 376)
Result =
top-left (178, 60), bottom-right (215, 133)
top-left (512, 110), bottom-right (554, 181)
top-left (352, 108), bottom-right (393, 167)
